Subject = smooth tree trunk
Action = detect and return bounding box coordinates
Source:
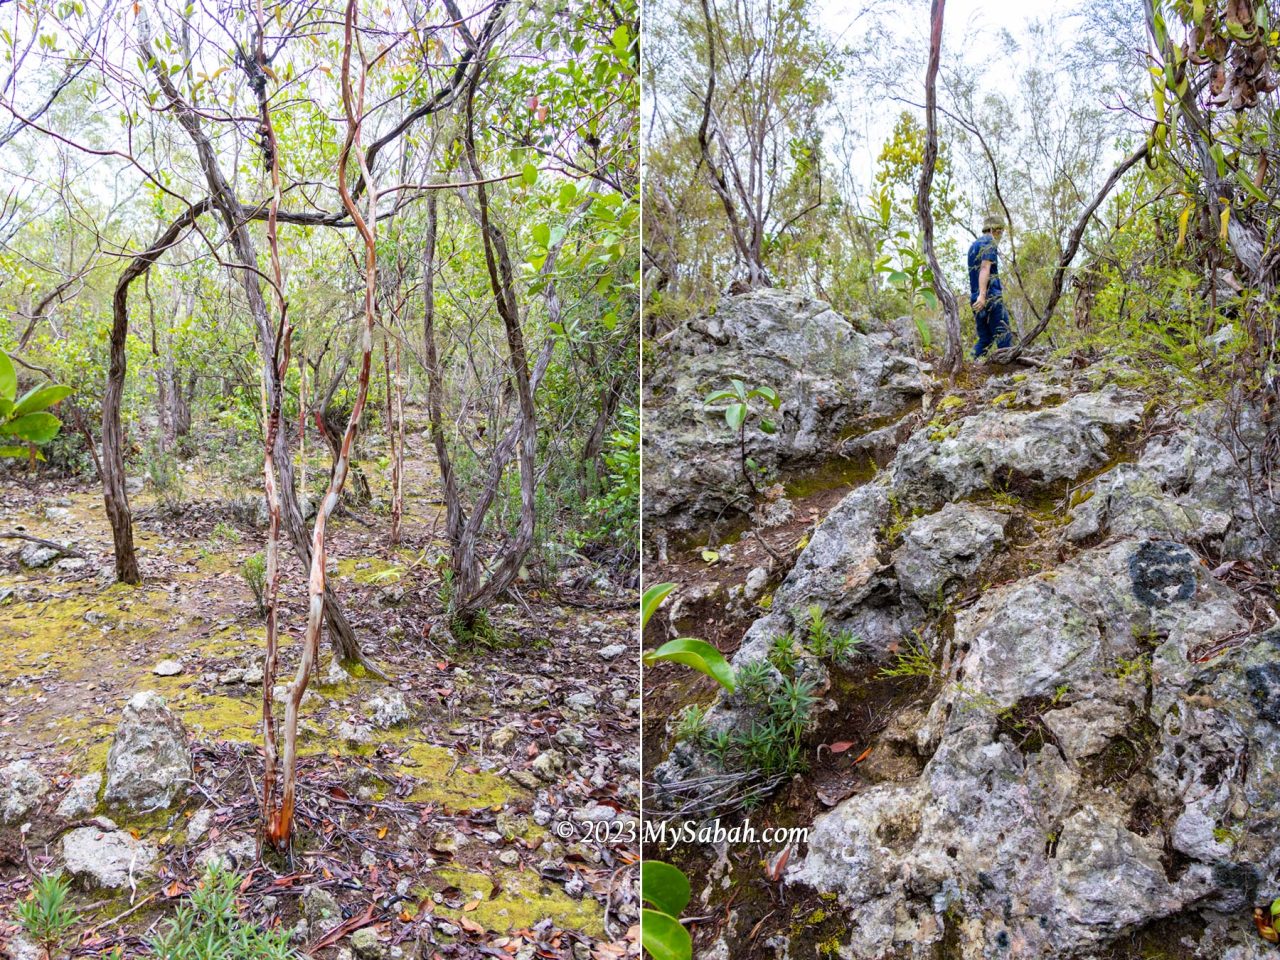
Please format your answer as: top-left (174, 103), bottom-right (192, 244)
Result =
top-left (917, 0), bottom-right (963, 376)
top-left (272, 0), bottom-right (380, 845)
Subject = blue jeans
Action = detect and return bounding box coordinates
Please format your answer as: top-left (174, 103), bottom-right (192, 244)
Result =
top-left (972, 297), bottom-right (1012, 358)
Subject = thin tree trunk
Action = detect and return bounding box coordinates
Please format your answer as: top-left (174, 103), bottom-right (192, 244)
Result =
top-left (917, 0), bottom-right (963, 376)
top-left (273, 0), bottom-right (380, 846)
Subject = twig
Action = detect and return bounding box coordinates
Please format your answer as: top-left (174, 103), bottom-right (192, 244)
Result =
top-left (0, 532), bottom-right (86, 558)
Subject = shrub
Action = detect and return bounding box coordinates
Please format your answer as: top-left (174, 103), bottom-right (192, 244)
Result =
top-left (149, 866), bottom-right (293, 960)
top-left (241, 552), bottom-right (267, 618)
top-left (15, 873), bottom-right (77, 958)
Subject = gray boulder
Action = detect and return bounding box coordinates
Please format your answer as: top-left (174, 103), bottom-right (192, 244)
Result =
top-left (62, 824), bottom-right (156, 888)
top-left (103, 691), bottom-right (193, 813)
top-left (892, 503), bottom-right (1008, 602)
top-left (643, 288), bottom-right (927, 532)
top-left (0, 761), bottom-right (48, 824)
top-left (365, 689), bottom-right (410, 729)
top-left (18, 543), bottom-right (59, 568)
top-left (891, 387), bottom-right (1142, 508)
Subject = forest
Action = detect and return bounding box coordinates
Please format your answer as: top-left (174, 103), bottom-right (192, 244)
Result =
top-left (642, 0), bottom-right (1280, 958)
top-left (0, 0), bottom-right (640, 957)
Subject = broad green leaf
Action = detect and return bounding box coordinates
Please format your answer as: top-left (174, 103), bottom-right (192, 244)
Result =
top-left (0, 353), bottom-right (14, 404)
top-left (2, 412), bottom-right (60, 444)
top-left (641, 909), bottom-right (691, 960)
top-left (643, 637), bottom-right (735, 691)
top-left (522, 163), bottom-right (539, 186)
top-left (701, 550), bottom-right (719, 564)
top-left (750, 385), bottom-right (781, 409)
top-left (0, 445), bottom-right (35, 459)
top-left (760, 418), bottom-right (777, 434)
top-left (641, 862), bottom-right (691, 918)
top-left (641, 582), bottom-right (676, 629)
top-left (725, 403), bottom-right (746, 430)
top-left (13, 384), bottom-right (72, 416)
top-left (704, 389), bottom-right (737, 404)
top-left (532, 222), bottom-right (551, 247)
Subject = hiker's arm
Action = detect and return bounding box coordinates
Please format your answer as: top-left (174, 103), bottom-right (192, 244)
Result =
top-left (974, 260), bottom-right (991, 307)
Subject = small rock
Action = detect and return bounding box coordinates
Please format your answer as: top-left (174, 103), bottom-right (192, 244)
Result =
top-left (241, 664), bottom-right (264, 685)
top-left (553, 726), bottom-right (586, 749)
top-left (62, 826), bottom-right (156, 888)
top-left (498, 849), bottom-right (519, 865)
top-left (351, 928), bottom-right (383, 959)
top-left (302, 887), bottom-right (342, 931)
top-left (432, 828), bottom-right (467, 853)
top-left (743, 566), bottom-right (769, 601)
top-left (598, 643), bottom-right (627, 660)
top-left (530, 749), bottom-right (565, 782)
top-left (153, 659), bottom-right (183, 677)
top-left (195, 834), bottom-right (256, 872)
top-left (491, 724), bottom-right (519, 750)
top-left (53, 557), bottom-right (87, 573)
top-left (366, 689), bottom-right (410, 729)
top-left (55, 773), bottom-right (101, 819)
top-left (187, 807), bottom-right (214, 842)
top-left (564, 691), bottom-right (596, 711)
top-left (3, 932), bottom-right (41, 960)
top-left (0, 761), bottom-right (49, 824)
top-left (18, 543), bottom-right (59, 568)
top-left (511, 769), bottom-right (541, 790)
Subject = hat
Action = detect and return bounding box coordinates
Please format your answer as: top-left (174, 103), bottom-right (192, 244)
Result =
top-left (983, 213), bottom-right (1006, 233)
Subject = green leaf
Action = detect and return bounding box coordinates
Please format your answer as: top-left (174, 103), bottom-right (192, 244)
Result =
top-left (0, 353), bottom-right (15, 404)
top-left (641, 909), bottom-right (691, 960)
top-left (1271, 897), bottom-right (1280, 921)
top-left (13, 384), bottom-right (72, 416)
top-left (641, 583), bottom-right (676, 630)
top-left (643, 637), bottom-right (735, 691)
top-left (2, 412), bottom-right (61, 444)
top-left (724, 403), bottom-right (746, 431)
top-left (704, 389), bottom-right (737, 404)
top-left (532, 222), bottom-right (551, 247)
top-left (0, 445), bottom-right (36, 459)
top-left (522, 163), bottom-right (539, 186)
top-left (700, 550), bottom-right (719, 564)
top-left (641, 862), bottom-right (691, 919)
top-left (760, 418), bottom-right (777, 434)
top-left (749, 385), bottom-right (781, 409)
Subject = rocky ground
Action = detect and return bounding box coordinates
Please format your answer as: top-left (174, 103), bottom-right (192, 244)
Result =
top-left (0, 419), bottom-right (639, 960)
top-left (643, 288), bottom-right (1280, 959)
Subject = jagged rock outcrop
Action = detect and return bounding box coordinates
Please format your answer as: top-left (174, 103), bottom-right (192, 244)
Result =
top-left (103, 690), bottom-right (193, 813)
top-left (652, 358), bottom-right (1280, 958)
top-left (643, 288), bottom-right (928, 533)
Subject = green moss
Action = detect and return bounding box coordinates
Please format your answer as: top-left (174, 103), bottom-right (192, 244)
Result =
top-left (991, 391), bottom-right (1018, 406)
top-left (937, 394), bottom-right (966, 412)
top-left (336, 557), bottom-right (405, 585)
top-left (395, 741), bottom-right (519, 810)
top-left (431, 867), bottom-right (604, 937)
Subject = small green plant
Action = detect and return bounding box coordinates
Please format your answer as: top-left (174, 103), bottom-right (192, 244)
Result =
top-left (0, 352), bottom-right (73, 460)
top-left (241, 552), bottom-right (267, 618)
top-left (145, 439), bottom-right (185, 510)
top-left (642, 861), bottom-right (692, 960)
top-left (803, 605), bottom-right (861, 665)
top-left (735, 659), bottom-right (775, 704)
top-left (15, 873), bottom-right (77, 958)
top-left (1113, 653), bottom-right (1152, 684)
top-left (149, 865), bottom-right (294, 959)
top-left (704, 378), bottom-right (781, 491)
top-left (674, 704), bottom-right (708, 743)
top-left (767, 631), bottom-right (799, 674)
top-left (881, 492), bottom-right (921, 544)
top-left (210, 521), bottom-right (242, 547)
top-left (879, 632), bottom-right (940, 681)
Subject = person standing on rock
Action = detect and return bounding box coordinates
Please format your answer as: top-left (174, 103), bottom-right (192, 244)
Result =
top-left (968, 215), bottom-right (1013, 358)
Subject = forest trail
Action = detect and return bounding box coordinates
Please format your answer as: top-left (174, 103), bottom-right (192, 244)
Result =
top-left (0, 417), bottom-right (639, 957)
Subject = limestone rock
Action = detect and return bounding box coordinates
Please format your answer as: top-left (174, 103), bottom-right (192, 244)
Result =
top-left (55, 773), bottom-right (101, 819)
top-left (365, 689), bottom-right (410, 729)
top-left (892, 503), bottom-right (1008, 601)
top-left (643, 288), bottom-right (927, 532)
top-left (18, 543), bottom-right (58, 568)
top-left (103, 691), bottom-right (193, 813)
top-left (62, 825), bottom-right (156, 889)
top-left (0, 761), bottom-right (48, 824)
top-left (891, 387), bottom-right (1142, 509)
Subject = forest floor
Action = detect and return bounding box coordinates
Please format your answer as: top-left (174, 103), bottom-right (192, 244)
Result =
top-left (0, 416), bottom-right (640, 960)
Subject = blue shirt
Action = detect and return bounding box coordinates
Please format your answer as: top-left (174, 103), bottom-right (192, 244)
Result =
top-left (968, 233), bottom-right (1002, 304)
